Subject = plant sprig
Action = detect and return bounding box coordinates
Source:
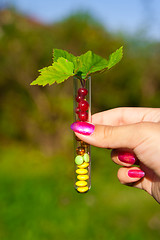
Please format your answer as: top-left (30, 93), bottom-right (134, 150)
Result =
top-left (31, 47), bottom-right (123, 86)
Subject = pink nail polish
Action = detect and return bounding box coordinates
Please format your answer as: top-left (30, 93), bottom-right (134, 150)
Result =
top-left (128, 169), bottom-right (145, 178)
top-left (70, 121), bottom-right (95, 136)
top-left (118, 152), bottom-right (135, 164)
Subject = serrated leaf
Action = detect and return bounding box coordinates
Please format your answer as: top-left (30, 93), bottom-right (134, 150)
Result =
top-left (53, 49), bottom-right (79, 73)
top-left (31, 47), bottom-right (123, 87)
top-left (77, 51), bottom-right (108, 79)
top-left (107, 46), bottom-right (123, 70)
top-left (30, 57), bottom-right (74, 86)
top-left (53, 49), bottom-right (76, 63)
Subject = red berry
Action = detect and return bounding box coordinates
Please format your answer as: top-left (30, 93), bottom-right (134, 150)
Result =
top-left (78, 111), bottom-right (88, 121)
top-left (76, 95), bottom-right (84, 103)
top-left (75, 107), bottom-right (80, 114)
top-left (78, 100), bottom-right (89, 111)
top-left (78, 88), bottom-right (88, 97)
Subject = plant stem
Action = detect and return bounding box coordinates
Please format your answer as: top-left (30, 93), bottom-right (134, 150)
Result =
top-left (80, 78), bottom-right (84, 88)
top-left (75, 75), bottom-right (84, 88)
top-left (83, 79), bottom-right (86, 88)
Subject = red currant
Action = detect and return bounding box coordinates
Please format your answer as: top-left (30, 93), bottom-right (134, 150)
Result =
top-left (78, 111), bottom-right (88, 121)
top-left (78, 100), bottom-right (89, 111)
top-left (75, 107), bottom-right (80, 114)
top-left (78, 88), bottom-right (88, 97)
top-left (76, 95), bottom-right (84, 102)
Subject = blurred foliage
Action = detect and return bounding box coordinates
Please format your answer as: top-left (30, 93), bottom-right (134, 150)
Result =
top-left (0, 8), bottom-right (160, 240)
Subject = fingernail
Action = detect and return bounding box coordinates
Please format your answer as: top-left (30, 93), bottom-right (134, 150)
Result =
top-left (128, 169), bottom-right (145, 178)
top-left (70, 121), bottom-right (95, 136)
top-left (118, 152), bottom-right (135, 164)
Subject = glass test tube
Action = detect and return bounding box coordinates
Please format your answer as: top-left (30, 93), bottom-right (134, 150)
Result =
top-left (73, 76), bottom-right (91, 193)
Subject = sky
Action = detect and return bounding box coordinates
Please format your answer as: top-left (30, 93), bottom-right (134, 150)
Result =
top-left (1, 0), bottom-right (160, 40)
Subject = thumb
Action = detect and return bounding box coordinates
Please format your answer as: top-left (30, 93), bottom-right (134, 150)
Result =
top-left (71, 121), bottom-right (153, 149)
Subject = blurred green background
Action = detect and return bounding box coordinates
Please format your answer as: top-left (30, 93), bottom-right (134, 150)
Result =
top-left (0, 4), bottom-right (160, 240)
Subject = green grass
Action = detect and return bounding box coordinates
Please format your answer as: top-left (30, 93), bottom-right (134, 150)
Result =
top-left (0, 143), bottom-right (159, 240)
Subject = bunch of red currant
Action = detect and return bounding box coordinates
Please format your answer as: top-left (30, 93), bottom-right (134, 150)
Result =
top-left (75, 88), bottom-right (89, 121)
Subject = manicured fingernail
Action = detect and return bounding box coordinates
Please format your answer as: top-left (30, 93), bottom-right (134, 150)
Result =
top-left (118, 152), bottom-right (135, 164)
top-left (70, 121), bottom-right (95, 136)
top-left (128, 169), bottom-right (145, 178)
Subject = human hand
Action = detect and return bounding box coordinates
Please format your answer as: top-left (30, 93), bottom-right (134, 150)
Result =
top-left (71, 107), bottom-right (160, 203)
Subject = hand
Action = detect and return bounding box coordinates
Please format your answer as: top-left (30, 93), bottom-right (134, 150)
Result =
top-left (71, 107), bottom-right (160, 203)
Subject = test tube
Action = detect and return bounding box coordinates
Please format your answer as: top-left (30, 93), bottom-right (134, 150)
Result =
top-left (73, 76), bottom-right (91, 193)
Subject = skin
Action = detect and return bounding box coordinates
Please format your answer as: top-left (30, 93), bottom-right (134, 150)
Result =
top-left (75, 107), bottom-right (160, 204)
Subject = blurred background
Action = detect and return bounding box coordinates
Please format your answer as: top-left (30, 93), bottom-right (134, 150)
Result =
top-left (0, 0), bottom-right (160, 239)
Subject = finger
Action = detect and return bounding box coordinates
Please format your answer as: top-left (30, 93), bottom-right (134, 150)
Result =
top-left (117, 167), bottom-right (152, 194)
top-left (72, 121), bottom-right (151, 149)
top-left (111, 149), bottom-right (138, 167)
top-left (91, 107), bottom-right (160, 126)
top-left (118, 167), bottom-right (145, 184)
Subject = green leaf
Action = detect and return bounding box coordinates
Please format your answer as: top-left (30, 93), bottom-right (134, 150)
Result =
top-left (107, 46), bottom-right (123, 70)
top-left (31, 47), bottom-right (123, 87)
top-left (53, 49), bottom-right (79, 73)
top-left (30, 57), bottom-right (74, 86)
top-left (77, 51), bottom-right (108, 79)
top-left (53, 49), bottom-right (76, 63)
